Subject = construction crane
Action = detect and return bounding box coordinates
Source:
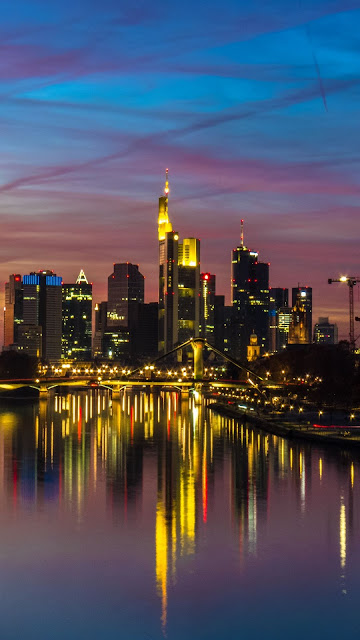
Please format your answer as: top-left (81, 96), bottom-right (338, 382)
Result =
top-left (328, 276), bottom-right (360, 351)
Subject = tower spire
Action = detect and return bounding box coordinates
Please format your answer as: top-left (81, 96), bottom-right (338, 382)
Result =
top-left (76, 269), bottom-right (88, 284)
top-left (240, 219), bottom-right (244, 248)
top-left (158, 169), bottom-right (172, 241)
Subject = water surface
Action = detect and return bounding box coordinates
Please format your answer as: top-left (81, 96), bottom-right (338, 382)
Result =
top-left (0, 390), bottom-right (359, 639)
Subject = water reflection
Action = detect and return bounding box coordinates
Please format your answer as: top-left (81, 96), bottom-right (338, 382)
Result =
top-left (0, 390), bottom-right (359, 638)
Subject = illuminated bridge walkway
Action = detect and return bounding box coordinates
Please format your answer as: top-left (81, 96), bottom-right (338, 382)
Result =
top-left (0, 339), bottom-right (279, 397)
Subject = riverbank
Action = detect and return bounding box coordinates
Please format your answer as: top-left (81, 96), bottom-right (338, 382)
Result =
top-left (209, 401), bottom-right (360, 449)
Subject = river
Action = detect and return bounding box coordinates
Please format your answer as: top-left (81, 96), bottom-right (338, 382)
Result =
top-left (0, 389), bottom-right (358, 639)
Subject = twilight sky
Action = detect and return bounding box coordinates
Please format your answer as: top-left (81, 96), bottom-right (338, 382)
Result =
top-left (1, 0), bottom-right (360, 340)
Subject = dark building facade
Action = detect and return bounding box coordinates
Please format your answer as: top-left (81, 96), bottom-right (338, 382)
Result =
top-left (93, 263), bottom-right (150, 362)
top-left (132, 302), bottom-right (159, 362)
top-left (4, 274), bottom-right (23, 348)
top-left (62, 270), bottom-right (92, 360)
top-left (107, 263), bottom-right (144, 328)
top-left (231, 237), bottom-right (269, 360)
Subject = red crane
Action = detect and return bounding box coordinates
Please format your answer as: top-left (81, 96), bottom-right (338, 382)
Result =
top-left (328, 276), bottom-right (360, 351)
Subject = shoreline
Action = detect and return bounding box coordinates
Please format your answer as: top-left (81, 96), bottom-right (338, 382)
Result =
top-left (209, 401), bottom-right (360, 449)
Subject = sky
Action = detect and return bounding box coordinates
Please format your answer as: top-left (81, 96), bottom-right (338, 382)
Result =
top-left (1, 0), bottom-right (360, 341)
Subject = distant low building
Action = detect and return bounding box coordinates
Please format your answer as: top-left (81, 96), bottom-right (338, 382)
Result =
top-left (247, 333), bottom-right (260, 362)
top-left (313, 317), bottom-right (338, 345)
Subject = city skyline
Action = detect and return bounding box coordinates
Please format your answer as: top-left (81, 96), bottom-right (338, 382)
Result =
top-left (0, 174), bottom-right (348, 344)
top-left (1, 0), bottom-right (360, 340)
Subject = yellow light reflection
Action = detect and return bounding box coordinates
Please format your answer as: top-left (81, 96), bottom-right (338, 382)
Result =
top-left (340, 497), bottom-right (346, 591)
top-left (155, 501), bottom-right (168, 632)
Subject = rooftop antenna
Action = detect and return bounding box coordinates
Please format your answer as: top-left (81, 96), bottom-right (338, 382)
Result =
top-left (240, 219), bottom-right (244, 247)
top-left (164, 168), bottom-right (169, 196)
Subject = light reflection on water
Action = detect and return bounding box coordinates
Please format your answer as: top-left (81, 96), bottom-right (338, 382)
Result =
top-left (0, 390), bottom-right (359, 639)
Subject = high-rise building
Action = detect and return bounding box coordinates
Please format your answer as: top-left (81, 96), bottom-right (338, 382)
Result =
top-left (22, 270), bottom-right (62, 361)
top-left (314, 317), bottom-right (338, 345)
top-left (107, 263), bottom-right (144, 328)
top-left (291, 286), bottom-right (312, 343)
top-left (178, 238), bottom-right (200, 344)
top-left (4, 274), bottom-right (22, 347)
top-left (62, 269), bottom-right (92, 360)
top-left (231, 223), bottom-right (269, 360)
top-left (93, 263), bottom-right (145, 362)
top-left (200, 273), bottom-right (215, 345)
top-left (93, 302), bottom-right (108, 358)
top-left (269, 288), bottom-right (289, 352)
top-left (278, 306), bottom-right (292, 350)
top-left (158, 170), bottom-right (178, 354)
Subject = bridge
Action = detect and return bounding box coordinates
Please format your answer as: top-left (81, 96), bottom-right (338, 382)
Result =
top-left (0, 338), bottom-right (266, 399)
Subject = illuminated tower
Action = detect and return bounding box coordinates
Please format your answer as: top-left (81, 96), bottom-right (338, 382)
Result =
top-left (288, 292), bottom-right (308, 345)
top-left (291, 286), bottom-right (312, 343)
top-left (158, 170), bottom-right (178, 354)
top-left (62, 269), bottom-right (92, 360)
top-left (200, 273), bottom-right (215, 344)
top-left (178, 238), bottom-right (200, 343)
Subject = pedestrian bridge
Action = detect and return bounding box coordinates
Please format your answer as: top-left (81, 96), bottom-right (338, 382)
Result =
top-left (0, 338), bottom-right (265, 397)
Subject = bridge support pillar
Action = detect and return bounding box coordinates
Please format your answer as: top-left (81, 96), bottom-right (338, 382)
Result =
top-left (193, 383), bottom-right (203, 405)
top-left (112, 386), bottom-right (121, 400)
top-left (191, 339), bottom-right (204, 381)
top-left (39, 385), bottom-right (48, 399)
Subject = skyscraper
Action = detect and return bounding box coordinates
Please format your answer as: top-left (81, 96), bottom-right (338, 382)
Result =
top-left (269, 288), bottom-right (289, 352)
top-left (22, 270), bottom-right (62, 361)
top-left (231, 222), bottom-right (269, 360)
top-left (4, 274), bottom-right (22, 347)
top-left (178, 238), bottom-right (200, 343)
top-left (107, 263), bottom-right (144, 328)
top-left (277, 306), bottom-right (292, 350)
top-left (158, 170), bottom-right (178, 354)
top-left (200, 273), bottom-right (215, 345)
top-left (62, 269), bottom-right (92, 360)
top-left (291, 286), bottom-right (312, 344)
top-left (93, 263), bottom-right (144, 362)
